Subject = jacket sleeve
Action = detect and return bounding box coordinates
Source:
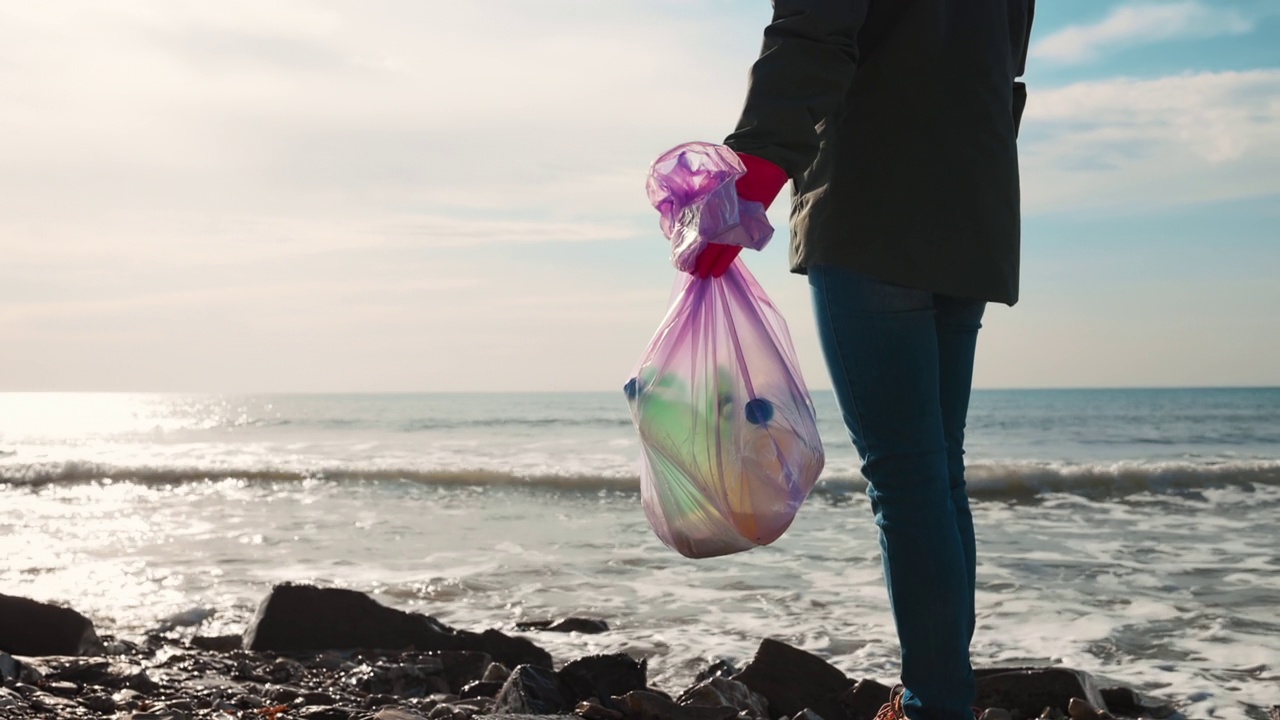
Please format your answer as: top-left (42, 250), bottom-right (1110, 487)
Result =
top-left (723, 0), bottom-right (868, 179)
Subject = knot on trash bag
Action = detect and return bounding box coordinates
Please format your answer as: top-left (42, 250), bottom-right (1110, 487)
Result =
top-left (646, 142), bottom-right (773, 273)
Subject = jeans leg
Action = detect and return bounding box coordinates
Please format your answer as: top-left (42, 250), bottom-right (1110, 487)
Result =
top-left (935, 296), bottom-right (985, 644)
top-left (809, 266), bottom-right (975, 720)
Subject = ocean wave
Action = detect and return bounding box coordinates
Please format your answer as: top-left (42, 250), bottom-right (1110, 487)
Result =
top-left (396, 417), bottom-right (634, 431)
top-left (3, 458), bottom-right (1279, 498)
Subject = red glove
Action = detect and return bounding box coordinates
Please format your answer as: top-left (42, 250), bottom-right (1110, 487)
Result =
top-left (693, 153), bottom-right (789, 278)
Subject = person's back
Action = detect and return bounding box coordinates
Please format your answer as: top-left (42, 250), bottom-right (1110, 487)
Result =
top-left (726, 0), bottom-right (1033, 305)
top-left (707, 3), bottom-right (1035, 720)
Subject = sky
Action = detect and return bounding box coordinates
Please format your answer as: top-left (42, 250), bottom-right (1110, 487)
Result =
top-left (1, 0), bottom-right (1278, 392)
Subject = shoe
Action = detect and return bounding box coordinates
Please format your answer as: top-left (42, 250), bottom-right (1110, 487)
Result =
top-left (874, 685), bottom-right (907, 720)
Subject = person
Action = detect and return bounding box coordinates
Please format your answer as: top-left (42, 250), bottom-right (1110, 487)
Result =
top-left (690, 2), bottom-right (1035, 719)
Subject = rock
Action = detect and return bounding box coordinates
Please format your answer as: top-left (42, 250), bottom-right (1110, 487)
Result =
top-left (364, 693), bottom-right (403, 708)
top-left (732, 639), bottom-right (853, 720)
top-left (515, 618), bottom-right (610, 634)
top-left (461, 681), bottom-right (506, 699)
top-left (614, 690), bottom-right (737, 720)
top-left (0, 651), bottom-right (16, 680)
top-left (0, 593), bottom-right (104, 656)
top-left (296, 706), bottom-right (358, 720)
top-left (473, 716), bottom-right (577, 720)
top-left (191, 634), bottom-right (242, 652)
top-left (694, 660), bottom-right (739, 684)
top-left (576, 698), bottom-right (625, 720)
top-left (459, 698), bottom-right (496, 713)
top-left (244, 584), bottom-right (552, 669)
top-left (429, 705), bottom-right (470, 720)
top-left (975, 669), bottom-right (1108, 719)
top-left (377, 709), bottom-right (432, 720)
top-left (44, 679), bottom-right (79, 695)
top-left (1098, 687), bottom-right (1172, 719)
top-left (303, 650), bottom-right (350, 671)
top-left (29, 690), bottom-right (82, 713)
top-left (559, 654), bottom-right (647, 709)
top-left (80, 692), bottom-right (119, 712)
top-left (265, 685), bottom-right (301, 703)
top-left (1268, 706), bottom-right (1280, 720)
top-left (838, 679), bottom-right (892, 720)
top-left (113, 688), bottom-right (144, 705)
top-left (1068, 698), bottom-right (1104, 720)
top-left (0, 687), bottom-right (21, 710)
top-left (1098, 688), bottom-right (1140, 717)
top-left (475, 629), bottom-right (553, 672)
top-left (344, 661), bottom-right (451, 697)
top-left (128, 711), bottom-right (191, 720)
top-left (979, 709), bottom-right (1013, 720)
top-left (24, 656), bottom-right (158, 693)
top-left (235, 694), bottom-right (266, 709)
top-left (677, 676), bottom-right (769, 719)
top-left (430, 651), bottom-right (494, 693)
top-left (493, 664), bottom-right (569, 715)
top-left (482, 663), bottom-right (512, 684)
top-left (299, 691), bottom-right (341, 705)
top-left (793, 710), bottom-right (826, 720)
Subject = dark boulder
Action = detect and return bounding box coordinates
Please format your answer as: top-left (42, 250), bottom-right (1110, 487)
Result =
top-left (975, 668), bottom-right (1108, 719)
top-left (427, 651), bottom-right (492, 694)
top-left (492, 664), bottom-right (568, 715)
top-left (475, 629), bottom-right (552, 671)
top-left (677, 676), bottom-right (769, 718)
top-left (559, 653), bottom-right (647, 709)
top-left (839, 679), bottom-right (893, 720)
top-left (732, 639), bottom-right (854, 720)
top-left (1099, 687), bottom-right (1174, 719)
top-left (191, 634), bottom-right (242, 652)
top-left (243, 584), bottom-right (551, 669)
top-left (0, 593), bottom-right (103, 656)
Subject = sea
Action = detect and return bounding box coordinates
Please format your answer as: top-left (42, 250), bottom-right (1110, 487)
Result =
top-left (2, 390), bottom-right (1278, 719)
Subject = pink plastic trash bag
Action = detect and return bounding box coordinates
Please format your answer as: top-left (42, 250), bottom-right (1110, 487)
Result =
top-left (625, 143), bottom-right (824, 559)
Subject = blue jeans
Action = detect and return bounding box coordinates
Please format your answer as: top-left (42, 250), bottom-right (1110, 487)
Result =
top-left (809, 265), bottom-right (985, 720)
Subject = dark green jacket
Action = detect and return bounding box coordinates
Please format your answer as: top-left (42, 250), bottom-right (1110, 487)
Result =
top-left (725, 0), bottom-right (1034, 305)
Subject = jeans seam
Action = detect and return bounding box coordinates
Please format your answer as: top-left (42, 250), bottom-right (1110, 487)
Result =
top-left (817, 270), bottom-right (869, 454)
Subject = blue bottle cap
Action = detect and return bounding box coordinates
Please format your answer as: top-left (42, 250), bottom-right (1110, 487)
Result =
top-left (744, 398), bottom-right (774, 425)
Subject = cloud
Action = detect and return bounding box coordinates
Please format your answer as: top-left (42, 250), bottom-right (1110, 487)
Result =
top-left (1031, 1), bottom-right (1254, 64)
top-left (1020, 70), bottom-right (1280, 213)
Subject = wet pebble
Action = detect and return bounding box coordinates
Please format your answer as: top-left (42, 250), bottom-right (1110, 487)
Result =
top-left (79, 693), bottom-right (118, 712)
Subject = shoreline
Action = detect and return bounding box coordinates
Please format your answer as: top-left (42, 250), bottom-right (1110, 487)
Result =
top-left (3, 585), bottom-right (1245, 720)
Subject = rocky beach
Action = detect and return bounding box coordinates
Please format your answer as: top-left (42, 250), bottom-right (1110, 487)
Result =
top-left (2, 585), bottom-right (1247, 720)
